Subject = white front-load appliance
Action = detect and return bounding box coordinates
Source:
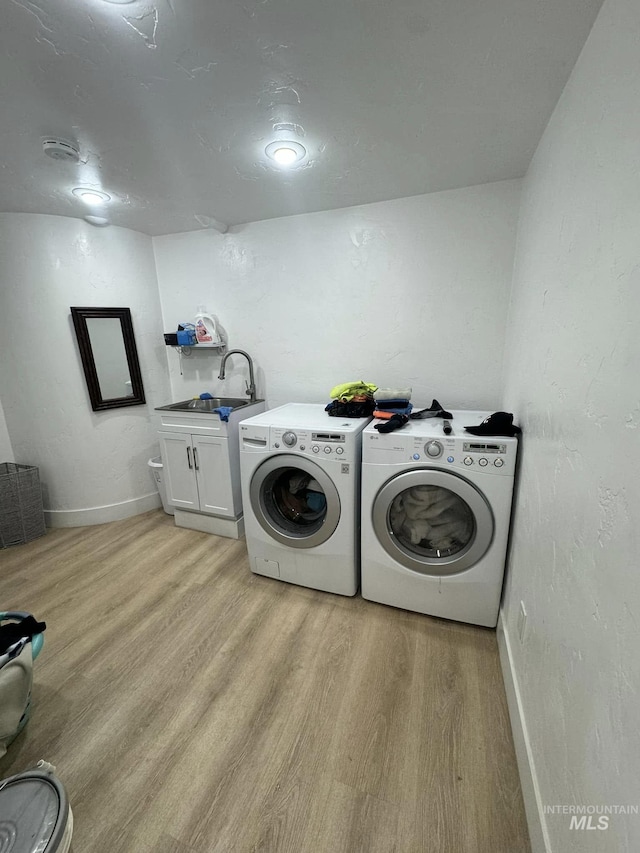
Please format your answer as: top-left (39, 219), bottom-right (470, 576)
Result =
top-left (360, 411), bottom-right (518, 626)
top-left (239, 404), bottom-right (371, 596)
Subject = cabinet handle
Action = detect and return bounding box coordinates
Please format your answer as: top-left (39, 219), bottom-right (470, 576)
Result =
top-left (187, 446), bottom-right (193, 469)
top-left (193, 447), bottom-right (199, 470)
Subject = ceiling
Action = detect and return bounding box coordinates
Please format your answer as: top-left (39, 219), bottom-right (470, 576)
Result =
top-left (1, 0), bottom-right (604, 236)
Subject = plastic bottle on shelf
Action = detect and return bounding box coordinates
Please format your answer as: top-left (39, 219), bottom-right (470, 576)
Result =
top-left (194, 306), bottom-right (222, 346)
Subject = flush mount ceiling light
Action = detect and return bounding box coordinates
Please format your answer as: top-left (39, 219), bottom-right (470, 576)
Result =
top-left (265, 140), bottom-right (306, 166)
top-left (101, 0), bottom-right (136, 4)
top-left (72, 187), bottom-right (111, 205)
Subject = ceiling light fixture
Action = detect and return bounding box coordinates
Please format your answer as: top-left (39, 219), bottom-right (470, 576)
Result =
top-left (101, 0), bottom-right (136, 4)
top-left (72, 187), bottom-right (111, 205)
top-left (265, 140), bottom-right (306, 166)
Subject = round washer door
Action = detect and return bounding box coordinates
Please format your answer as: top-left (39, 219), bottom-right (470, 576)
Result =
top-left (250, 454), bottom-right (341, 549)
top-left (0, 771), bottom-right (70, 852)
top-left (372, 468), bottom-right (494, 576)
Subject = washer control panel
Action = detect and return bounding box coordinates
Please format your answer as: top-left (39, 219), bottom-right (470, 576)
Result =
top-left (270, 428), bottom-right (353, 463)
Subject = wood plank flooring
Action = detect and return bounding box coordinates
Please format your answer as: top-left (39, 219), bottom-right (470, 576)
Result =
top-left (0, 510), bottom-right (530, 852)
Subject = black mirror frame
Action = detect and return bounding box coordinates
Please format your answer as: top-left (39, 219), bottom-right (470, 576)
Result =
top-left (71, 306), bottom-right (146, 412)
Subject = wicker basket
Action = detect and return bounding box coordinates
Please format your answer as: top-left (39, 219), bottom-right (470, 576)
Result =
top-left (0, 463), bottom-right (46, 548)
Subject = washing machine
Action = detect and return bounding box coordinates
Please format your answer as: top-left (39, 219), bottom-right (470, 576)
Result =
top-left (239, 404), bottom-right (371, 596)
top-left (360, 411), bottom-right (518, 627)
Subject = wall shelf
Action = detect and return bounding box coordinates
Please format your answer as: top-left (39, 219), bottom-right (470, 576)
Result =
top-left (169, 343), bottom-right (225, 355)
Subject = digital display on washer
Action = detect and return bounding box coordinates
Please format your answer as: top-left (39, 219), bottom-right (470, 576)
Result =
top-left (463, 442), bottom-right (506, 454)
top-left (312, 432), bottom-right (345, 443)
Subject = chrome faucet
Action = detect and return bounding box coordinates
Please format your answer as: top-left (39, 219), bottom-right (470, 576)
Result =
top-left (218, 349), bottom-right (257, 402)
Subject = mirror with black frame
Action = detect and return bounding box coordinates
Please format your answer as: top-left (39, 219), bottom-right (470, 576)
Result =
top-left (71, 307), bottom-right (145, 412)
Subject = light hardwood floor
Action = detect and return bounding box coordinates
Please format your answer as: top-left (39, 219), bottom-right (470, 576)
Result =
top-left (0, 510), bottom-right (530, 852)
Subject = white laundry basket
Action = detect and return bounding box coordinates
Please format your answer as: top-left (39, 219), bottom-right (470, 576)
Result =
top-left (148, 456), bottom-right (174, 515)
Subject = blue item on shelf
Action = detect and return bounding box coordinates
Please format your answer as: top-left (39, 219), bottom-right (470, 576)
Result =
top-left (177, 328), bottom-right (197, 346)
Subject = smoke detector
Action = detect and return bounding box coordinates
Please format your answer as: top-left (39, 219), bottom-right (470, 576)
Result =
top-left (85, 216), bottom-right (110, 228)
top-left (43, 138), bottom-right (80, 163)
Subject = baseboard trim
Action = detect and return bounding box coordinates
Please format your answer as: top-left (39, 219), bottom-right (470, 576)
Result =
top-left (44, 491), bottom-right (161, 528)
top-left (497, 611), bottom-right (552, 853)
top-left (173, 509), bottom-right (245, 539)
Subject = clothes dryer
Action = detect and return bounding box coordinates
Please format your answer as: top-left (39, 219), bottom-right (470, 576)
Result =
top-left (360, 411), bottom-right (518, 626)
top-left (239, 404), bottom-right (370, 595)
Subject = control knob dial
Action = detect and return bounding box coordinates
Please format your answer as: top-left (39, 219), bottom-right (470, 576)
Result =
top-left (425, 440), bottom-right (443, 459)
top-left (282, 431), bottom-right (297, 447)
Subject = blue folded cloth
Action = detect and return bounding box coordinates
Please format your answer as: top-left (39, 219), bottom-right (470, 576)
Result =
top-left (374, 403), bottom-right (413, 416)
top-left (375, 399), bottom-right (412, 408)
top-left (213, 406), bottom-right (233, 422)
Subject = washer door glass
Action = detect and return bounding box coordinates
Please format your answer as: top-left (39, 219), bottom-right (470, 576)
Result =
top-left (250, 455), bottom-right (341, 549)
top-left (372, 469), bottom-right (494, 575)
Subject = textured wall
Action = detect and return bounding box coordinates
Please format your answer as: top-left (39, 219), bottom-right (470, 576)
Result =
top-left (0, 214), bottom-right (171, 518)
top-left (501, 0), bottom-right (640, 849)
top-left (153, 180), bottom-right (521, 410)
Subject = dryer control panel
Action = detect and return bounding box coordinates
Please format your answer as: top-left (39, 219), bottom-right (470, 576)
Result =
top-left (463, 441), bottom-right (507, 454)
top-left (364, 431), bottom-right (517, 476)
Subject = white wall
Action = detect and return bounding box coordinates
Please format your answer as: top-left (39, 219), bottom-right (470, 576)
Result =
top-left (153, 180), bottom-right (521, 410)
top-left (0, 214), bottom-right (171, 524)
top-left (500, 0), bottom-right (640, 850)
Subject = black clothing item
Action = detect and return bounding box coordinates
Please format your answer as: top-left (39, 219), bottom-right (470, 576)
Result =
top-left (374, 414), bottom-right (409, 433)
top-left (410, 399), bottom-right (453, 420)
top-left (325, 399), bottom-right (375, 418)
top-left (0, 615), bottom-right (46, 655)
top-left (464, 412), bottom-right (521, 437)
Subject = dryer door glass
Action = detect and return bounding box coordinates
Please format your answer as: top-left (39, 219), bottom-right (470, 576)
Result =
top-left (250, 455), bottom-right (341, 549)
top-left (372, 469), bottom-right (494, 575)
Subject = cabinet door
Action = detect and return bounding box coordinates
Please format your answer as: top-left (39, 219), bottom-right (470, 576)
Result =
top-left (158, 431), bottom-right (199, 510)
top-left (192, 435), bottom-right (234, 517)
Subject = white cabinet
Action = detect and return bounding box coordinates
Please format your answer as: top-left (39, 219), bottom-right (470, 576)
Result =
top-left (159, 431), bottom-right (235, 517)
top-left (155, 400), bottom-right (266, 537)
